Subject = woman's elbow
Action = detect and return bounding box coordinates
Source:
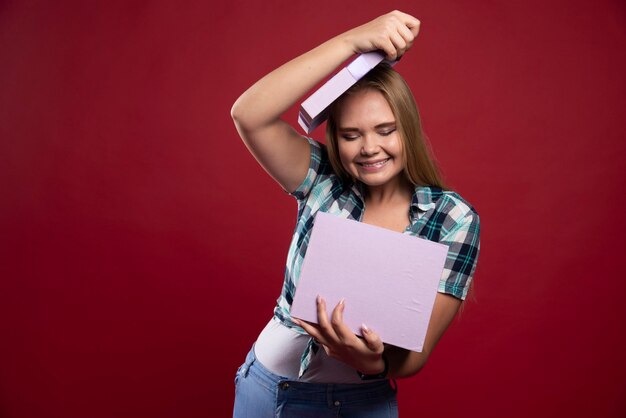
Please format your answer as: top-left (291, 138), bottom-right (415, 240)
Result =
top-left (389, 351), bottom-right (429, 379)
top-left (230, 98), bottom-right (244, 123)
top-left (230, 100), bottom-right (252, 137)
top-left (230, 98), bottom-right (262, 134)
top-left (397, 362), bottom-right (427, 379)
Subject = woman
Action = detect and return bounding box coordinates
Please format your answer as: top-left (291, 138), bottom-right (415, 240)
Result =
top-left (231, 10), bottom-right (480, 417)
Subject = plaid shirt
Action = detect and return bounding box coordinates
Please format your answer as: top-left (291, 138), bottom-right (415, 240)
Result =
top-left (273, 137), bottom-right (480, 377)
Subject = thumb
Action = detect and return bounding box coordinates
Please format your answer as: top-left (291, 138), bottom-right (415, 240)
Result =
top-left (361, 323), bottom-right (384, 353)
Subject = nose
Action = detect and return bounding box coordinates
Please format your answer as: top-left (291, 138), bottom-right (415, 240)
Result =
top-left (360, 134), bottom-right (380, 156)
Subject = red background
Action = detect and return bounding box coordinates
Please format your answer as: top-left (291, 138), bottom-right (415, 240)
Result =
top-left (1, 1), bottom-right (625, 417)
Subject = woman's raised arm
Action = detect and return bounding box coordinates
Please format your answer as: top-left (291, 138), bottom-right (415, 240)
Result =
top-left (230, 11), bottom-right (420, 193)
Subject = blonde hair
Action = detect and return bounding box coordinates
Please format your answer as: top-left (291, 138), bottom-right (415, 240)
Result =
top-left (325, 64), bottom-right (447, 190)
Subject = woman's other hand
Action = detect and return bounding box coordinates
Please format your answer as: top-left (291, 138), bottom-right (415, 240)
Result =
top-left (293, 296), bottom-right (386, 375)
top-left (340, 10), bottom-right (421, 61)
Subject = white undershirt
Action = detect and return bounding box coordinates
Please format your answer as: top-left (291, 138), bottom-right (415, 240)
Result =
top-left (254, 317), bottom-right (371, 383)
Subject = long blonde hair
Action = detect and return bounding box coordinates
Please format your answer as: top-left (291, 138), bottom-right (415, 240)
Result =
top-left (325, 64), bottom-right (447, 190)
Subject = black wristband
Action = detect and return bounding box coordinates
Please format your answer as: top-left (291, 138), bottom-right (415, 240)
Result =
top-left (356, 354), bottom-right (388, 380)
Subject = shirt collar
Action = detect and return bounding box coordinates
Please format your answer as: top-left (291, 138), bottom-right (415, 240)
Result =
top-left (353, 181), bottom-right (366, 201)
top-left (409, 186), bottom-right (439, 219)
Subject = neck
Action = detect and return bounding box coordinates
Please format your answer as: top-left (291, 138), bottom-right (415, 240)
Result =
top-left (363, 176), bottom-right (414, 206)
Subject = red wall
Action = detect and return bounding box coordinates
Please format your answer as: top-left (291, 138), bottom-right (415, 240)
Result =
top-left (1, 1), bottom-right (625, 417)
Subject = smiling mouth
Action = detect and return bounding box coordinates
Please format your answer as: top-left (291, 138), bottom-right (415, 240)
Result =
top-left (359, 158), bottom-right (390, 168)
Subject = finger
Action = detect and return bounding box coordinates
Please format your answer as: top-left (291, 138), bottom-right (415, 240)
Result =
top-left (388, 32), bottom-right (407, 58)
top-left (394, 11), bottom-right (420, 36)
top-left (361, 323), bottom-right (384, 354)
top-left (317, 296), bottom-right (332, 330)
top-left (292, 318), bottom-right (328, 345)
top-left (397, 23), bottom-right (415, 46)
top-left (316, 295), bottom-right (331, 328)
top-left (378, 37), bottom-right (399, 61)
top-left (316, 296), bottom-right (339, 341)
top-left (322, 344), bottom-right (331, 356)
top-left (330, 299), bottom-right (358, 344)
top-left (394, 18), bottom-right (418, 56)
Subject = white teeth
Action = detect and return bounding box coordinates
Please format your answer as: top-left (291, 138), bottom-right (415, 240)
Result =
top-left (362, 158), bottom-right (389, 167)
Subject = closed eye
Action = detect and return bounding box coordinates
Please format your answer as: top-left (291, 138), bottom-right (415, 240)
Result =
top-left (379, 128), bottom-right (396, 136)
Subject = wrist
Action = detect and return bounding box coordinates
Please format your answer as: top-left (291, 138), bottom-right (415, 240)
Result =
top-left (357, 354), bottom-right (389, 380)
top-left (328, 32), bottom-right (360, 58)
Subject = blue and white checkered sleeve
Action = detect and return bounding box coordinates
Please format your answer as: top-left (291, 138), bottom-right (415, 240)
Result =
top-left (438, 210), bottom-right (481, 300)
top-left (289, 137), bottom-right (324, 201)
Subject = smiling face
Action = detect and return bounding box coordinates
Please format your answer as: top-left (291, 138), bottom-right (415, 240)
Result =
top-left (326, 65), bottom-right (446, 191)
top-left (334, 88), bottom-right (407, 190)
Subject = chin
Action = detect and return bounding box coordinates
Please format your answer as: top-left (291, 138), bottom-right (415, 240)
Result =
top-left (355, 174), bottom-right (395, 187)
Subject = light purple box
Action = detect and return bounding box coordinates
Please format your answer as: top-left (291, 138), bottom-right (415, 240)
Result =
top-left (290, 212), bottom-right (448, 352)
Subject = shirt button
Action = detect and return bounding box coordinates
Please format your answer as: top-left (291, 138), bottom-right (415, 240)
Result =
top-left (334, 400), bottom-right (341, 406)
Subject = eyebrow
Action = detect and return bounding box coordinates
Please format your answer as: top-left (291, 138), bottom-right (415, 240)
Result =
top-left (338, 121), bottom-right (396, 132)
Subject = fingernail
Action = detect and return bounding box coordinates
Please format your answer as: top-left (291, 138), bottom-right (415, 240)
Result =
top-left (362, 323), bottom-right (370, 333)
top-left (339, 298), bottom-right (345, 306)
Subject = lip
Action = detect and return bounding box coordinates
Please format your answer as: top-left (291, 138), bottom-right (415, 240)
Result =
top-left (357, 157), bottom-right (391, 171)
